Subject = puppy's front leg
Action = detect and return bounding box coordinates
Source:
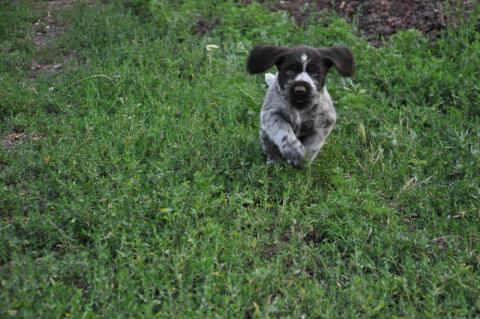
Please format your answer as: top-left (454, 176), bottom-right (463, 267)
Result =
top-left (261, 111), bottom-right (306, 167)
top-left (301, 126), bottom-right (334, 161)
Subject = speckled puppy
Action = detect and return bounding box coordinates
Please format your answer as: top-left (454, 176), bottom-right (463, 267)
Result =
top-left (247, 45), bottom-right (355, 168)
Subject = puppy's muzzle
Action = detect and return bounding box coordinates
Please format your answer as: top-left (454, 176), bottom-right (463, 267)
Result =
top-left (289, 81), bottom-right (312, 106)
top-left (293, 84), bottom-right (307, 93)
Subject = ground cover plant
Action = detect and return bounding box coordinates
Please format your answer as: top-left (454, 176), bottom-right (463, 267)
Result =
top-left (1, 0), bottom-right (479, 317)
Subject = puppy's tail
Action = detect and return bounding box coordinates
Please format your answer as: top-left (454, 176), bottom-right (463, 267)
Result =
top-left (265, 73), bottom-right (277, 87)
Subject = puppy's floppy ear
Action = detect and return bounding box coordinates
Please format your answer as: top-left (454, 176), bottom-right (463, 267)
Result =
top-left (247, 45), bottom-right (289, 74)
top-left (318, 46), bottom-right (355, 77)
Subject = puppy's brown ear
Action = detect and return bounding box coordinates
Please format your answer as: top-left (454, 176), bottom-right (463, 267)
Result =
top-left (247, 45), bottom-right (289, 74)
top-left (318, 46), bottom-right (355, 77)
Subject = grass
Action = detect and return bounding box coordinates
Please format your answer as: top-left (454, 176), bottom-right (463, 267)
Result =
top-left (1, 0), bottom-right (479, 317)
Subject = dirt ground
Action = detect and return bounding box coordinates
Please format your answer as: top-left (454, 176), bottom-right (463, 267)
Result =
top-left (263, 0), bottom-right (477, 46)
top-left (2, 0), bottom-right (74, 150)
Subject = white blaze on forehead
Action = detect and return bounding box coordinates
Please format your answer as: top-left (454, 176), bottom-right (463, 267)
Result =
top-left (290, 53), bottom-right (317, 91)
top-left (299, 54), bottom-right (310, 72)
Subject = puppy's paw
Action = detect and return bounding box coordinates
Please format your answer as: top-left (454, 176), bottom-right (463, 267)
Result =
top-left (266, 158), bottom-right (280, 166)
top-left (281, 139), bottom-right (306, 168)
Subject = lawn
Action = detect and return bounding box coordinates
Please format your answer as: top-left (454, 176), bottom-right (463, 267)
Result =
top-left (1, 0), bottom-right (479, 317)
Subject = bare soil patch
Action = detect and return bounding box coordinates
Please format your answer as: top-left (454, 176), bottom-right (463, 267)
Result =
top-left (2, 131), bottom-right (46, 150)
top-left (2, 1), bottom-right (75, 150)
top-left (264, 0), bottom-right (477, 45)
top-left (32, 12), bottom-right (66, 48)
top-left (30, 0), bottom-right (76, 75)
top-left (194, 18), bottom-right (219, 35)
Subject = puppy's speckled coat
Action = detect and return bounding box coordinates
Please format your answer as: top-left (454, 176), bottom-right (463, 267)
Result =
top-left (247, 45), bottom-right (355, 168)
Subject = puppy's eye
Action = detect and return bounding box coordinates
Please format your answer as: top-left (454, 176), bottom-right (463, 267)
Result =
top-left (309, 71), bottom-right (319, 77)
top-left (286, 70), bottom-right (295, 76)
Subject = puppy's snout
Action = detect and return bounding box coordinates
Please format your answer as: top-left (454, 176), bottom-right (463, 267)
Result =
top-left (291, 81), bottom-right (310, 95)
top-left (294, 85), bottom-right (307, 93)
top-left (288, 81), bottom-right (312, 107)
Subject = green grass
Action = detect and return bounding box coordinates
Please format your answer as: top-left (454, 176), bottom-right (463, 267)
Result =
top-left (1, 0), bottom-right (479, 317)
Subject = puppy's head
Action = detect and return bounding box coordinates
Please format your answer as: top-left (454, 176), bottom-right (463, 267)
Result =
top-left (247, 45), bottom-right (355, 108)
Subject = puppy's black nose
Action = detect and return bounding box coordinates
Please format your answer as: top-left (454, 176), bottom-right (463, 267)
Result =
top-left (294, 85), bottom-right (307, 93)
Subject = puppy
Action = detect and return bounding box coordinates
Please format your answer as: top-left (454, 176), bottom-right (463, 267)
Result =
top-left (247, 45), bottom-right (355, 168)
